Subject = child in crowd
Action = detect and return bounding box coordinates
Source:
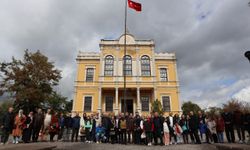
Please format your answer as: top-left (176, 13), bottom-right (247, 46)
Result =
top-left (95, 123), bottom-right (106, 143)
top-left (173, 122), bottom-right (183, 144)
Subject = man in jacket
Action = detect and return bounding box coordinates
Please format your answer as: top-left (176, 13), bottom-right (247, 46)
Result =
top-left (189, 111), bottom-right (201, 144)
top-left (153, 112), bottom-right (163, 145)
top-left (32, 108), bottom-right (44, 142)
top-left (222, 108), bottom-right (235, 143)
top-left (71, 112), bottom-right (80, 142)
top-left (0, 107), bottom-right (15, 145)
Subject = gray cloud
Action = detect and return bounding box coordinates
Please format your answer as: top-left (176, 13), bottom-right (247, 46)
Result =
top-left (1, 0), bottom-right (250, 108)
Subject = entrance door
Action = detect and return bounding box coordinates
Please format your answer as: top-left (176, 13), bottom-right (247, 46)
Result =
top-left (121, 99), bottom-right (133, 114)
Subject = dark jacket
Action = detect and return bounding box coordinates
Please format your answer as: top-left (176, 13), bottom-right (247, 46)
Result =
top-left (153, 116), bottom-right (163, 132)
top-left (33, 113), bottom-right (44, 128)
top-left (233, 110), bottom-right (242, 126)
top-left (102, 116), bottom-right (112, 131)
top-left (189, 114), bottom-right (199, 131)
top-left (222, 112), bottom-right (233, 125)
top-left (1, 111), bottom-right (15, 131)
top-left (64, 116), bottom-right (73, 128)
top-left (133, 115), bottom-right (141, 131)
top-left (144, 118), bottom-right (153, 132)
top-left (72, 116), bottom-right (81, 129)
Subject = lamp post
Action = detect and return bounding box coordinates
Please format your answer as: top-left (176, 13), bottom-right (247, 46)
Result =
top-left (244, 51), bottom-right (250, 62)
top-left (244, 51), bottom-right (250, 144)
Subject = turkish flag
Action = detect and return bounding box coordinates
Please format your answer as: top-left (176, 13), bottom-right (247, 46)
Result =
top-left (128, 0), bottom-right (142, 12)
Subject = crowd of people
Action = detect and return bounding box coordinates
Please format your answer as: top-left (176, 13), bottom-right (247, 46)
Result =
top-left (1, 106), bottom-right (250, 146)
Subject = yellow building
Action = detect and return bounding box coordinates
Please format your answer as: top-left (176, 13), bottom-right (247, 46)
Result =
top-left (73, 34), bottom-right (180, 115)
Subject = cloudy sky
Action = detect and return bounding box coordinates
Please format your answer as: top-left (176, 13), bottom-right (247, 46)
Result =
top-left (1, 0), bottom-right (250, 108)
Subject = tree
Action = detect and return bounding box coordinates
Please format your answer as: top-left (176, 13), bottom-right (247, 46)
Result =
top-left (0, 50), bottom-right (61, 114)
top-left (181, 101), bottom-right (201, 115)
top-left (222, 98), bottom-right (242, 112)
top-left (151, 99), bottom-right (163, 115)
top-left (42, 92), bottom-right (67, 113)
top-left (0, 99), bottom-right (14, 122)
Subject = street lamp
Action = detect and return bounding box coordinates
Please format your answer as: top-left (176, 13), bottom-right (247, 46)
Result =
top-left (244, 51), bottom-right (250, 62)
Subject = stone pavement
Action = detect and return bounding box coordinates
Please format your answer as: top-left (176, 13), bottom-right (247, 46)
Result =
top-left (1, 142), bottom-right (250, 150)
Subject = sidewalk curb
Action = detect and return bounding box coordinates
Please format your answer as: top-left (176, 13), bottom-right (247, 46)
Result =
top-left (38, 146), bottom-right (57, 150)
top-left (215, 144), bottom-right (250, 150)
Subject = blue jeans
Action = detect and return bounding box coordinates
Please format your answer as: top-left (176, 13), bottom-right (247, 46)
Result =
top-left (217, 132), bottom-right (224, 143)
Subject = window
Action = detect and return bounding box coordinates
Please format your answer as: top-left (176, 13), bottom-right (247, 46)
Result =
top-left (141, 96), bottom-right (149, 111)
top-left (105, 96), bottom-right (113, 111)
top-left (123, 55), bottom-right (132, 76)
top-left (84, 96), bottom-right (92, 112)
top-left (104, 55), bottom-right (114, 76)
top-left (86, 68), bottom-right (94, 82)
top-left (141, 55), bottom-right (151, 76)
top-left (162, 96), bottom-right (171, 112)
top-left (160, 68), bottom-right (168, 81)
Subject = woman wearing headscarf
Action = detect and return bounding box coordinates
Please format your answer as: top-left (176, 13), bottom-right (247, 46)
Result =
top-left (12, 109), bottom-right (26, 144)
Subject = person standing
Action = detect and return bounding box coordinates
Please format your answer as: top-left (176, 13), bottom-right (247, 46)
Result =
top-left (12, 109), bottom-right (26, 144)
top-left (57, 113), bottom-right (64, 141)
top-left (216, 115), bottom-right (225, 143)
top-left (71, 112), bottom-right (80, 142)
top-left (22, 112), bottom-right (33, 143)
top-left (118, 113), bottom-right (127, 144)
top-left (133, 112), bottom-right (141, 144)
top-left (163, 117), bottom-right (170, 146)
top-left (49, 111), bottom-right (59, 142)
top-left (233, 109), bottom-right (243, 143)
top-left (62, 113), bottom-right (72, 142)
top-left (85, 116), bottom-right (93, 143)
top-left (189, 111), bottom-right (201, 144)
top-left (179, 114), bottom-right (189, 144)
top-left (222, 108), bottom-right (235, 143)
top-left (153, 112), bottom-right (163, 145)
top-left (0, 107), bottom-right (15, 145)
top-left (127, 113), bottom-right (134, 144)
top-left (41, 109), bottom-right (52, 141)
top-left (32, 108), bottom-right (44, 142)
top-left (167, 113), bottom-right (177, 145)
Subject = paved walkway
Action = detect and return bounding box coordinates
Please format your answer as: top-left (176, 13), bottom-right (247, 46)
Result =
top-left (1, 142), bottom-right (250, 150)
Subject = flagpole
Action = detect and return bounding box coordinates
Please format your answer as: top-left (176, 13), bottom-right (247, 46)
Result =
top-left (123, 0), bottom-right (127, 114)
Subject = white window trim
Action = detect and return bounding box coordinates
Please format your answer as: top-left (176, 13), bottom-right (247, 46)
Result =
top-left (83, 95), bottom-right (93, 112)
top-left (159, 67), bottom-right (169, 82)
top-left (161, 95), bottom-right (172, 112)
top-left (85, 67), bottom-right (95, 82)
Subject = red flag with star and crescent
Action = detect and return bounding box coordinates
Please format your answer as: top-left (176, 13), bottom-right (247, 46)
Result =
top-left (128, 0), bottom-right (142, 12)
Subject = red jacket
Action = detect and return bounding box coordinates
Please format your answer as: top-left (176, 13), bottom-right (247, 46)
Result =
top-left (216, 118), bottom-right (225, 132)
top-left (49, 115), bottom-right (59, 133)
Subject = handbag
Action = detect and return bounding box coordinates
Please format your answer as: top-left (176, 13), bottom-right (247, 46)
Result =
top-left (141, 132), bottom-right (146, 139)
top-left (80, 127), bottom-right (85, 134)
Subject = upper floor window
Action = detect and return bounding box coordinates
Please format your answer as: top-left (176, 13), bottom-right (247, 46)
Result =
top-left (141, 55), bottom-right (151, 76)
top-left (123, 55), bottom-right (132, 76)
top-left (104, 55), bottom-right (114, 76)
top-left (160, 68), bottom-right (168, 81)
top-left (86, 68), bottom-right (94, 82)
top-left (162, 96), bottom-right (171, 112)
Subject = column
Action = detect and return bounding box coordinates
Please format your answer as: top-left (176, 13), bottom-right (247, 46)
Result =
top-left (137, 87), bottom-right (141, 114)
top-left (115, 87), bottom-right (119, 115)
top-left (98, 87), bottom-right (102, 117)
top-left (153, 87), bottom-right (157, 101)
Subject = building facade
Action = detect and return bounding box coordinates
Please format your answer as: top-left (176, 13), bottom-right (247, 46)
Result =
top-left (73, 34), bottom-right (180, 115)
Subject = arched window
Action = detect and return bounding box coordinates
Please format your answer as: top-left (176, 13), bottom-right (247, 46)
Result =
top-left (104, 55), bottom-right (114, 76)
top-left (141, 55), bottom-right (151, 76)
top-left (123, 55), bottom-right (132, 76)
